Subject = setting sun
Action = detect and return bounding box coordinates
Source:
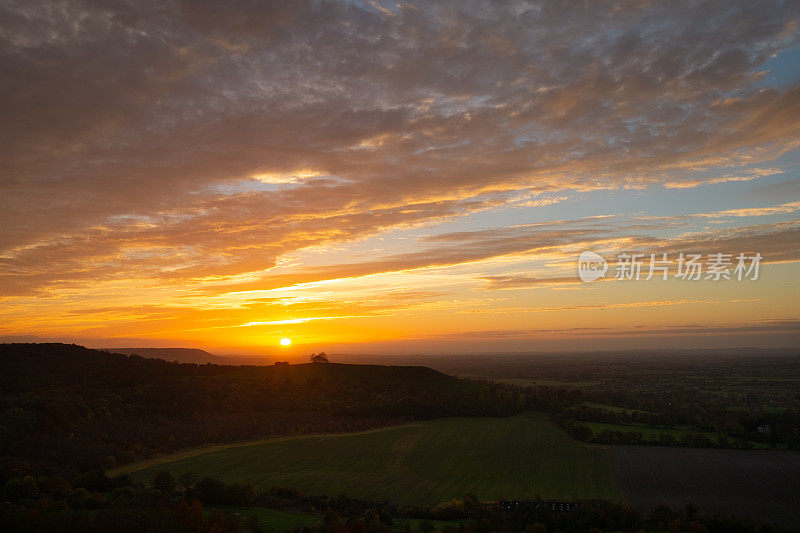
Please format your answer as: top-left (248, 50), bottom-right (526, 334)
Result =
top-left (279, 338), bottom-right (292, 346)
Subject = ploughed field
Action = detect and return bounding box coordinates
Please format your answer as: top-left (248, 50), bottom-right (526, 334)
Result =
top-left (612, 446), bottom-right (800, 528)
top-left (116, 413), bottom-right (620, 506)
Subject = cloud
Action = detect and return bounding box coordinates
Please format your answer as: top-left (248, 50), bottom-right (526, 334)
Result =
top-left (235, 317), bottom-right (351, 327)
top-left (458, 298), bottom-right (726, 314)
top-left (421, 319), bottom-right (800, 341)
top-left (478, 275), bottom-right (582, 289)
top-left (662, 168), bottom-right (783, 189)
top-left (1, 0), bottom-right (800, 345)
top-left (211, 215), bottom-right (800, 293)
top-left (694, 200), bottom-right (800, 218)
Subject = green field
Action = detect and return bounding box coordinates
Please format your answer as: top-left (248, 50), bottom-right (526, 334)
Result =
top-left (119, 413), bottom-right (619, 506)
top-left (584, 421), bottom-right (771, 448)
top-left (583, 421), bottom-right (726, 441)
top-left (581, 402), bottom-right (649, 414)
top-left (207, 506), bottom-right (319, 530)
top-left (486, 377), bottom-right (596, 388)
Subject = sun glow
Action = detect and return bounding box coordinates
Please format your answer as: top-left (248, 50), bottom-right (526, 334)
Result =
top-left (280, 337), bottom-right (292, 346)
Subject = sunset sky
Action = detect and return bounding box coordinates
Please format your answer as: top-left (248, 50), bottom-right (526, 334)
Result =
top-left (1, 0), bottom-right (799, 356)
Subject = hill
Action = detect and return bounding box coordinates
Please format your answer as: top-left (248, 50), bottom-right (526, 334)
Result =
top-left (102, 347), bottom-right (228, 364)
top-left (0, 343), bottom-right (524, 480)
top-left (117, 413), bottom-right (620, 505)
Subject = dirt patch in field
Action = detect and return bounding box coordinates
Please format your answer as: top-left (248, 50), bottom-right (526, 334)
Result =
top-left (611, 446), bottom-right (800, 528)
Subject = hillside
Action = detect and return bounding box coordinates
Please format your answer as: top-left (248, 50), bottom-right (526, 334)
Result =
top-left (0, 344), bottom-right (478, 397)
top-left (118, 413), bottom-right (620, 505)
top-left (0, 343), bottom-right (523, 481)
top-left (102, 347), bottom-right (228, 364)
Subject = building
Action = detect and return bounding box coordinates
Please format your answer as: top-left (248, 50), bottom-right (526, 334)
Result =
top-left (498, 501), bottom-right (582, 512)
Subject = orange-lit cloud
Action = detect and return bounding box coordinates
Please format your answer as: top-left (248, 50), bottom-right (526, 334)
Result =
top-left (1, 0), bottom-right (799, 352)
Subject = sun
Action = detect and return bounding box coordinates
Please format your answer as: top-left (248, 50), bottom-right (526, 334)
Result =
top-left (279, 337), bottom-right (292, 346)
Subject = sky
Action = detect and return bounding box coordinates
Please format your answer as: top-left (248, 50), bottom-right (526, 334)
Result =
top-left (1, 0), bottom-right (799, 357)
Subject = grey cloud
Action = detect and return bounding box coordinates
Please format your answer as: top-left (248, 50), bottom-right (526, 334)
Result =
top-left (1, 0), bottom-right (799, 293)
top-left (422, 319), bottom-right (800, 341)
top-left (214, 217), bottom-right (800, 292)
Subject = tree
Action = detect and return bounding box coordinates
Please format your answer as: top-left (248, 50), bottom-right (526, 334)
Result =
top-left (650, 505), bottom-right (676, 526)
top-left (18, 476), bottom-right (39, 499)
top-left (418, 519), bottom-right (434, 533)
top-left (324, 508), bottom-right (343, 526)
top-left (177, 500), bottom-right (204, 531)
top-left (310, 352), bottom-right (330, 363)
top-left (463, 493), bottom-right (482, 518)
top-left (178, 472), bottom-right (199, 489)
top-left (685, 503), bottom-right (699, 521)
top-left (153, 470), bottom-right (176, 493)
top-left (689, 521), bottom-right (709, 533)
top-left (571, 423), bottom-right (593, 441)
top-left (194, 477), bottom-right (227, 504)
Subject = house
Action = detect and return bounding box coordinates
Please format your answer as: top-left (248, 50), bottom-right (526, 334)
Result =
top-left (274, 361), bottom-right (290, 366)
top-left (498, 501), bottom-right (582, 512)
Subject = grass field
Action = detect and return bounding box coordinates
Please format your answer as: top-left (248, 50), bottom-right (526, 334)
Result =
top-left (207, 507), bottom-right (319, 530)
top-left (581, 402), bottom-right (649, 414)
top-left (582, 421), bottom-right (727, 441)
top-left (119, 413), bottom-right (620, 506)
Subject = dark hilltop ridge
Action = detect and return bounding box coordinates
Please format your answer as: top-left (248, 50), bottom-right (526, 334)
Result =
top-left (0, 343), bottom-right (513, 477)
top-left (99, 347), bottom-right (229, 364)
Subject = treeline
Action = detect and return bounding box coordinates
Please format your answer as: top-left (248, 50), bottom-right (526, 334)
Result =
top-left (1, 469), bottom-right (783, 532)
top-left (532, 388), bottom-right (800, 450)
top-left (572, 393), bottom-right (800, 445)
top-left (0, 344), bottom-right (532, 485)
top-left (557, 419), bottom-right (759, 449)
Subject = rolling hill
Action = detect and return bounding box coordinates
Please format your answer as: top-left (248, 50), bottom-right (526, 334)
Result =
top-left (102, 347), bottom-right (229, 364)
top-left (0, 343), bottom-right (521, 478)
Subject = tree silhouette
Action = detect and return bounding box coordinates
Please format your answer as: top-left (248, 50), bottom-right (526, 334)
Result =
top-left (310, 352), bottom-right (329, 363)
top-left (153, 470), bottom-right (176, 493)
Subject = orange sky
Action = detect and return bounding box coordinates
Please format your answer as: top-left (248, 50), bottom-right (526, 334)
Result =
top-left (1, 1), bottom-right (799, 356)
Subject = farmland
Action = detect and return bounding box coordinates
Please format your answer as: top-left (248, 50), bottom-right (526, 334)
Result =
top-left (582, 421), bottom-right (729, 442)
top-left (119, 413), bottom-right (620, 506)
top-left (581, 402), bottom-right (648, 415)
top-left (483, 377), bottom-right (597, 389)
top-left (6, 345), bottom-right (800, 531)
top-left (206, 506), bottom-right (319, 530)
top-left (612, 446), bottom-right (800, 528)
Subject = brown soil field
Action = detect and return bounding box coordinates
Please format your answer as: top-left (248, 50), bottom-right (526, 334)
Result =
top-left (612, 446), bottom-right (800, 529)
